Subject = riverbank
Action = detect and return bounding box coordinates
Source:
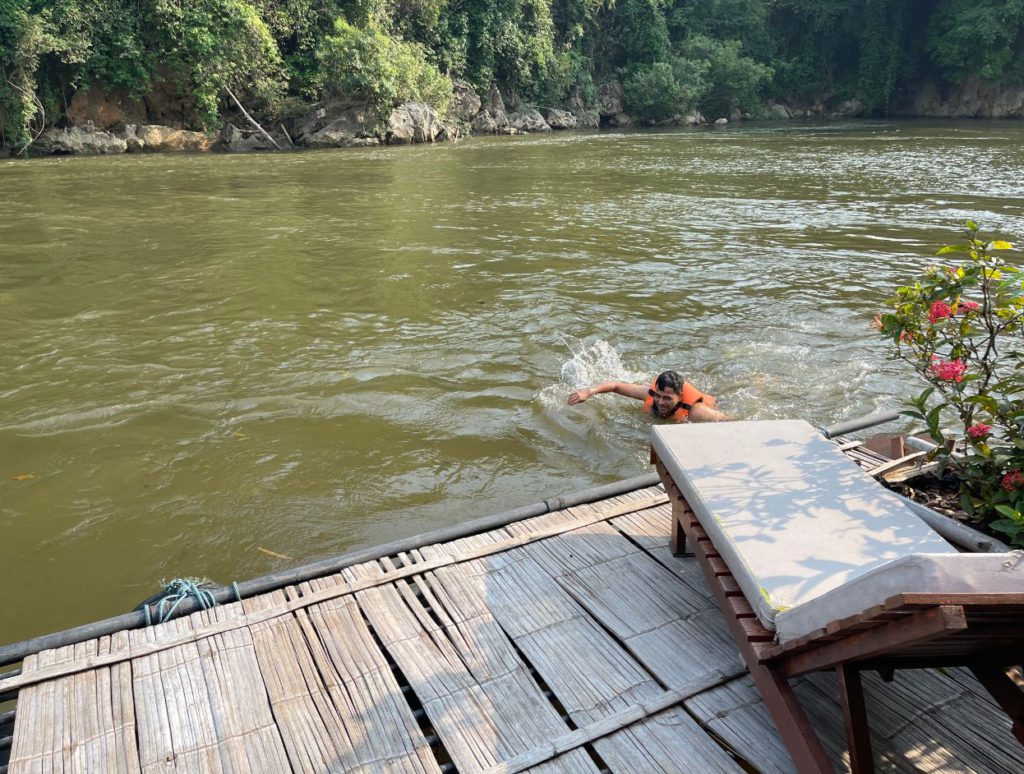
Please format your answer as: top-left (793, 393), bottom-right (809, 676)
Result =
top-left (7, 75), bottom-right (1024, 159)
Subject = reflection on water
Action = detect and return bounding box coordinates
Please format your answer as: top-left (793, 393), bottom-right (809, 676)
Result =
top-left (2, 120), bottom-right (1024, 644)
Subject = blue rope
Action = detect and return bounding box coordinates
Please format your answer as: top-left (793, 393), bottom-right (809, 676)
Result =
top-left (143, 579), bottom-right (221, 626)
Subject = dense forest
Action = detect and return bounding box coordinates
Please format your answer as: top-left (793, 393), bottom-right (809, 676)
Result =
top-left (1, 0), bottom-right (1023, 148)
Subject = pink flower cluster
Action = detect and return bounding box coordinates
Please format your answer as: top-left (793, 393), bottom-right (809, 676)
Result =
top-left (959, 300), bottom-right (981, 312)
top-left (928, 300), bottom-right (952, 324)
top-left (967, 423), bottom-right (991, 439)
top-left (930, 359), bottom-right (967, 382)
top-left (1002, 470), bottom-right (1024, 492)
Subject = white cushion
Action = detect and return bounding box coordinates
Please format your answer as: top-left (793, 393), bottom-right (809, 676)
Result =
top-left (775, 551), bottom-right (1024, 644)
top-left (651, 420), bottom-right (956, 632)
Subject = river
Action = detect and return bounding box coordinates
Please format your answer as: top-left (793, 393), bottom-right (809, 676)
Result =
top-left (2, 119), bottom-right (1023, 646)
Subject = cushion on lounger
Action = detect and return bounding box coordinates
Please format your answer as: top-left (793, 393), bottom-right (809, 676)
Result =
top-left (774, 551), bottom-right (1024, 644)
top-left (651, 419), bottom-right (957, 632)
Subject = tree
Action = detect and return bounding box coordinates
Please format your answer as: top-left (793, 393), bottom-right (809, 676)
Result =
top-left (926, 0), bottom-right (1024, 83)
top-left (622, 57), bottom-right (706, 120)
top-left (148, 0), bottom-right (287, 127)
top-left (319, 18), bottom-right (452, 114)
top-left (681, 34), bottom-right (772, 118)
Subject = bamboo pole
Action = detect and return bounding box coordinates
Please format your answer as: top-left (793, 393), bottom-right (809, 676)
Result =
top-left (0, 494), bottom-right (668, 695)
top-left (0, 473), bottom-right (661, 667)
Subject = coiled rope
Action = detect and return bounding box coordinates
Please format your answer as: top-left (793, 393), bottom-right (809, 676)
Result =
top-left (142, 579), bottom-right (242, 626)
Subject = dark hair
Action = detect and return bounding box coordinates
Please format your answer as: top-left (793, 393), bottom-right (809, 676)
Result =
top-left (655, 370), bottom-right (683, 394)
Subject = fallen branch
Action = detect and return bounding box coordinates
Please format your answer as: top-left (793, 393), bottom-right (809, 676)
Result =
top-left (279, 122), bottom-right (294, 148)
top-left (224, 86), bottom-right (281, 150)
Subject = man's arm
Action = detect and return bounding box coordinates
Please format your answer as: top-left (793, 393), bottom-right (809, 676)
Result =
top-left (568, 381), bottom-right (648, 405)
top-left (689, 402), bottom-right (735, 422)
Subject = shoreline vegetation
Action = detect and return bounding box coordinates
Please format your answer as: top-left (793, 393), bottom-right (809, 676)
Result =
top-left (2, 0), bottom-right (1024, 158)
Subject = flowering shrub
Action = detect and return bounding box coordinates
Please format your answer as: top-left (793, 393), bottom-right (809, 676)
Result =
top-left (877, 222), bottom-right (1024, 547)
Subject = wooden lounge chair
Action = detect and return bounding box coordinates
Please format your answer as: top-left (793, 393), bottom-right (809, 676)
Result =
top-left (650, 419), bottom-right (1024, 773)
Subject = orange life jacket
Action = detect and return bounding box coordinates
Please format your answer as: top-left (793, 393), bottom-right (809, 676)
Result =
top-left (643, 379), bottom-right (716, 421)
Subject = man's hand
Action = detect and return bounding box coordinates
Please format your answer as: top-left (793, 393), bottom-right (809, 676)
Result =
top-left (567, 388), bottom-right (592, 405)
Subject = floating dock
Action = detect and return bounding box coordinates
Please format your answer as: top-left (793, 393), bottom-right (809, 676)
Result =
top-left (2, 477), bottom-right (1022, 772)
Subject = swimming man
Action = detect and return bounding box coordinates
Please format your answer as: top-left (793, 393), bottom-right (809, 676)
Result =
top-left (567, 369), bottom-right (732, 422)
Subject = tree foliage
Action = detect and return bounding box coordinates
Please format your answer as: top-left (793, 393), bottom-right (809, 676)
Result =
top-left (2, 0), bottom-right (1024, 148)
top-left (319, 18), bottom-right (452, 115)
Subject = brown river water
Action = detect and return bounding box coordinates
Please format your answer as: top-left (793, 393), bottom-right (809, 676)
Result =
top-left (2, 120), bottom-right (1023, 646)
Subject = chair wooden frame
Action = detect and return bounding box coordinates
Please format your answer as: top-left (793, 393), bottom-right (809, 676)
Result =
top-left (652, 449), bottom-right (1024, 773)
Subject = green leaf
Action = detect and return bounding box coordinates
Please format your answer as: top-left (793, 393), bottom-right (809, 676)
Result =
top-left (991, 240), bottom-right (1014, 251)
top-left (990, 519), bottom-right (1024, 536)
top-left (964, 395), bottom-right (999, 413)
top-left (960, 490), bottom-right (975, 515)
top-left (994, 504), bottom-right (1021, 519)
top-left (965, 220), bottom-right (979, 231)
top-left (937, 245), bottom-right (967, 255)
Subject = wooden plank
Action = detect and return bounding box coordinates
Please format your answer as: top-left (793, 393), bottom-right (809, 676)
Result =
top-left (297, 578), bottom-right (441, 773)
top-left (129, 605), bottom-right (291, 772)
top-left (414, 545), bottom-right (741, 773)
top-left (522, 526), bottom-right (744, 692)
top-left (595, 706), bottom-right (743, 774)
top-left (779, 606), bottom-right (968, 678)
top-left (6, 645), bottom-right (64, 772)
top-left (481, 691), bottom-right (737, 774)
top-left (5, 635), bottom-right (131, 773)
top-left (242, 588), bottom-right (361, 772)
top-left (356, 562), bottom-right (598, 773)
top-left (607, 503), bottom-right (715, 602)
top-left (686, 675), bottom-right (800, 773)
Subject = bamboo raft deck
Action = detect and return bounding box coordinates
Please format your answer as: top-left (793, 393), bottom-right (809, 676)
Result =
top-left (2, 483), bottom-right (1023, 773)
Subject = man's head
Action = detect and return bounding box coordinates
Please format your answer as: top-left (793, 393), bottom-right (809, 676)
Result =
top-left (650, 370), bottom-right (684, 417)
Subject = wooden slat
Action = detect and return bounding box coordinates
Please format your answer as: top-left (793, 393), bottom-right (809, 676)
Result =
top-left (128, 605), bottom-right (291, 772)
top-left (355, 570), bottom-right (597, 772)
top-left (241, 585), bottom-right (440, 773)
top-left (780, 606), bottom-right (968, 678)
top-left (415, 541), bottom-right (742, 773)
top-left (7, 631), bottom-right (140, 773)
top-left (610, 504), bottom-right (716, 602)
top-left (519, 520), bottom-right (745, 693)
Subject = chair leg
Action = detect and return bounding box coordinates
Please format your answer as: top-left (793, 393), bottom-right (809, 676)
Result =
top-left (670, 503), bottom-right (689, 556)
top-left (970, 665), bottom-right (1024, 745)
top-left (837, 664), bottom-right (875, 773)
top-left (747, 660), bottom-right (835, 773)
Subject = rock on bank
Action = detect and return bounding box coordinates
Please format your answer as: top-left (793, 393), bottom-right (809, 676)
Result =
top-left (10, 80), bottom-right (604, 157)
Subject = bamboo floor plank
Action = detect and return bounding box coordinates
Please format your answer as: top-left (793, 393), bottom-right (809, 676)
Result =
top-left (7, 631), bottom-right (139, 773)
top-left (7, 643), bottom-right (67, 773)
top-left (128, 605), bottom-right (289, 772)
top-left (416, 544), bottom-right (742, 773)
top-left (291, 578), bottom-right (441, 773)
top-left (517, 516), bottom-right (744, 692)
top-left (687, 667), bottom-right (1024, 773)
top-left (608, 503), bottom-right (713, 601)
top-left (501, 488), bottom-right (665, 544)
top-left (590, 706), bottom-right (742, 773)
top-left (347, 561), bottom-right (597, 773)
top-left (684, 675), bottom-right (801, 774)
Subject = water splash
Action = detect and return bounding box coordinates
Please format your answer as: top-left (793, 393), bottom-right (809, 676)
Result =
top-left (535, 336), bottom-right (648, 411)
top-left (559, 336), bottom-right (646, 389)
